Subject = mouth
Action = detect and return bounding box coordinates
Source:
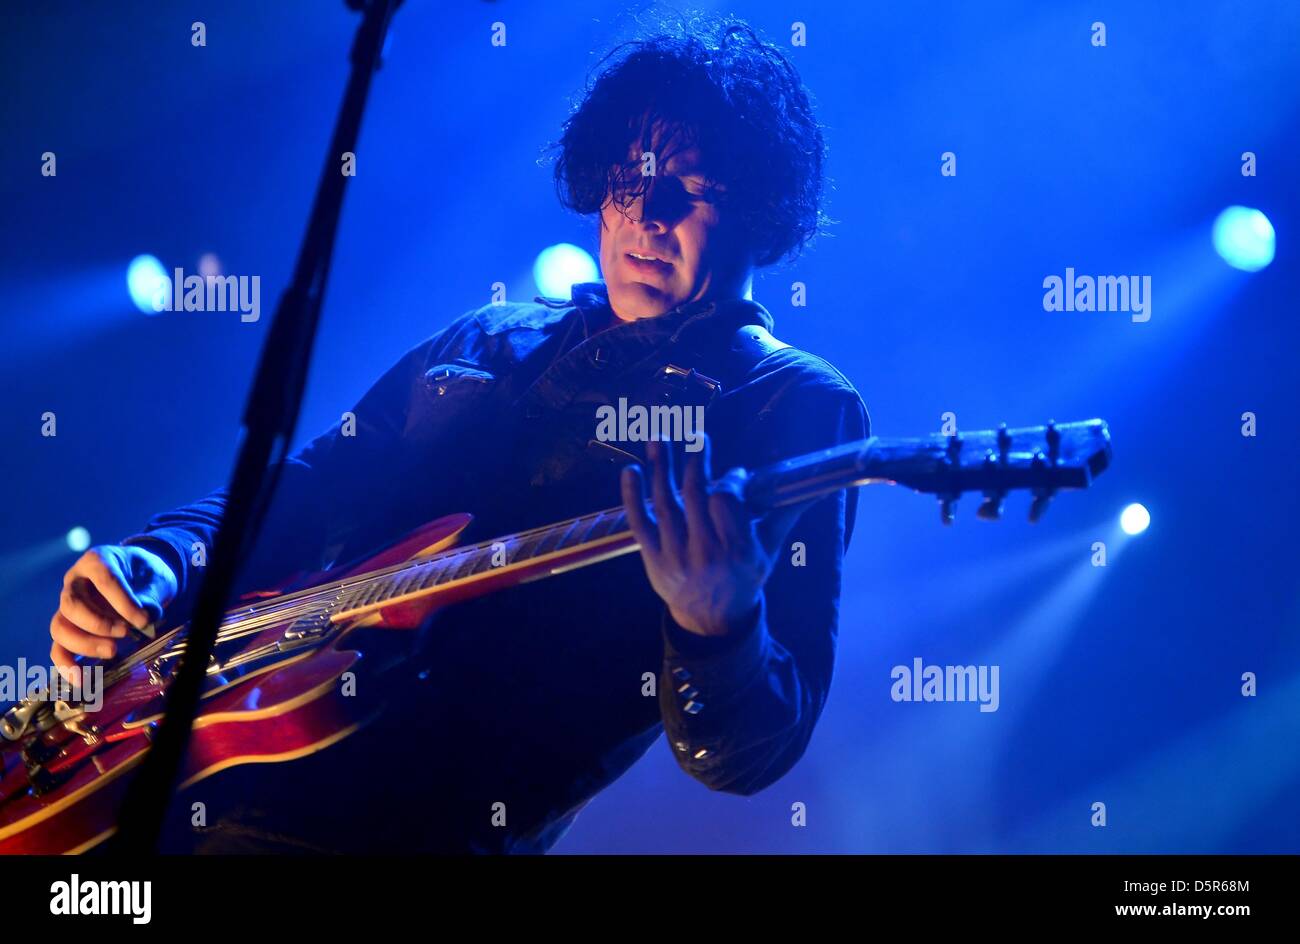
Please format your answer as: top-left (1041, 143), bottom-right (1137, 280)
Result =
top-left (624, 250), bottom-right (673, 275)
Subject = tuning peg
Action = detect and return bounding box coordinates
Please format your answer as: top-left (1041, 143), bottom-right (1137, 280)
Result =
top-left (1028, 487), bottom-right (1055, 522)
top-left (938, 433), bottom-right (963, 525)
top-left (977, 490), bottom-right (1005, 520)
top-left (1027, 449), bottom-right (1052, 521)
top-left (996, 424), bottom-right (1011, 463)
top-left (1045, 419), bottom-right (1061, 464)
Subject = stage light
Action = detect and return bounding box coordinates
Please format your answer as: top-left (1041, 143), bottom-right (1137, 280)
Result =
top-left (66, 527), bottom-right (91, 552)
top-left (1119, 503), bottom-right (1150, 536)
top-left (1212, 206), bottom-right (1275, 272)
top-left (126, 255), bottom-right (170, 314)
top-left (533, 243), bottom-right (598, 299)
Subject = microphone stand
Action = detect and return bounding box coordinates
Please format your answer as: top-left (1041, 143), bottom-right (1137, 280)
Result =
top-left (109, 0), bottom-right (403, 853)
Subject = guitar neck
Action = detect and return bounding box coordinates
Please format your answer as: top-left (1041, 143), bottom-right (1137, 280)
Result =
top-left (1, 420), bottom-right (1110, 742)
top-left (323, 416), bottom-right (1111, 621)
top-left (327, 436), bottom-right (884, 622)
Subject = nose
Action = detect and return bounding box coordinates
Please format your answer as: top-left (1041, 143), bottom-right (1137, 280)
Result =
top-left (626, 175), bottom-right (684, 231)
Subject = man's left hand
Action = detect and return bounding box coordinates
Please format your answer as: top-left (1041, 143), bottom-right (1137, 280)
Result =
top-left (621, 433), bottom-right (807, 638)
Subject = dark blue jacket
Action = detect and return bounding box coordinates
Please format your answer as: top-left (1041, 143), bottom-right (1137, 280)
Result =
top-left (128, 282), bottom-right (869, 853)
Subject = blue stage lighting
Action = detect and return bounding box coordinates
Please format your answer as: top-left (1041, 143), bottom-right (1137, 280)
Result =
top-left (127, 255), bottom-right (170, 314)
top-left (1119, 503), bottom-right (1150, 536)
top-left (1212, 206), bottom-right (1275, 272)
top-left (66, 527), bottom-right (91, 552)
top-left (533, 243), bottom-right (598, 299)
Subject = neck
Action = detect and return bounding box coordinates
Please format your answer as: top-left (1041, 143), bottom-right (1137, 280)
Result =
top-left (607, 274), bottom-right (755, 325)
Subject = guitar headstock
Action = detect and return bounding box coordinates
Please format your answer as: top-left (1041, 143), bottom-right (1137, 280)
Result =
top-left (872, 419), bottom-right (1111, 523)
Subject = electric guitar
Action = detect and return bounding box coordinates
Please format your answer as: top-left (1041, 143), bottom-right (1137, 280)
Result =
top-left (0, 418), bottom-right (1111, 853)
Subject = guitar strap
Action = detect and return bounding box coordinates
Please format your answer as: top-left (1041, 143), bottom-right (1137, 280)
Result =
top-left (639, 322), bottom-right (791, 408)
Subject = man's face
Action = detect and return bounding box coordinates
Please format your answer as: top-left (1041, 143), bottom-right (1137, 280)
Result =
top-left (599, 130), bottom-right (753, 321)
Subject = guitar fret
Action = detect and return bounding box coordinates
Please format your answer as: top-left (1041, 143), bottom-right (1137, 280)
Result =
top-left (572, 515), bottom-right (601, 546)
top-left (467, 548), bottom-right (497, 576)
top-left (590, 512), bottom-right (615, 538)
top-left (471, 540), bottom-right (505, 572)
top-left (358, 579), bottom-right (387, 607)
top-left (513, 533), bottom-right (544, 562)
top-left (393, 569), bottom-right (421, 597)
top-left (555, 517), bottom-right (585, 550)
top-left (532, 525), bottom-right (567, 557)
top-left (594, 510), bottom-right (625, 539)
top-left (345, 579), bottom-right (377, 611)
top-left (463, 548), bottom-right (489, 577)
top-left (374, 576), bottom-right (401, 604)
top-left (584, 513), bottom-right (611, 541)
top-left (338, 514), bottom-right (627, 610)
top-left (445, 550), bottom-right (479, 582)
top-left (432, 555), bottom-right (460, 584)
top-left (543, 525), bottom-right (574, 553)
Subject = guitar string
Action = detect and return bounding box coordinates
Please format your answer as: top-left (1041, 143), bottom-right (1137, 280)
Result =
top-left (82, 505), bottom-right (637, 694)
top-left (75, 457), bottom-right (823, 697)
top-left (42, 451), bottom-right (835, 704)
top-left (49, 435), bottom-right (1083, 706)
top-left (86, 453), bottom-right (805, 688)
top-left (64, 438), bottom-right (865, 698)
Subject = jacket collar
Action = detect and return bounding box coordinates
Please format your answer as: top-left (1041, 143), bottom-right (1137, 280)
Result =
top-left (565, 280), bottom-right (775, 341)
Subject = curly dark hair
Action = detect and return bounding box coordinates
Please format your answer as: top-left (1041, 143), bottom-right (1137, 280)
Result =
top-left (550, 11), bottom-right (828, 268)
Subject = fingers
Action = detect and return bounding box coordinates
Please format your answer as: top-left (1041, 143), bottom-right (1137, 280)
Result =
top-left (75, 550), bottom-right (151, 630)
top-left (58, 582), bottom-right (129, 641)
top-left (50, 641), bottom-right (82, 688)
top-left (620, 462), bottom-right (660, 556)
top-left (708, 468), bottom-right (753, 551)
top-left (680, 432), bottom-right (719, 557)
top-left (49, 548), bottom-right (146, 673)
top-left (647, 438), bottom-right (686, 553)
top-left (50, 610), bottom-right (116, 661)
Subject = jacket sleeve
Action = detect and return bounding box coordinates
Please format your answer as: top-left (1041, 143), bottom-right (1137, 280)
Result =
top-left (120, 317), bottom-right (471, 619)
top-left (658, 383), bottom-right (869, 795)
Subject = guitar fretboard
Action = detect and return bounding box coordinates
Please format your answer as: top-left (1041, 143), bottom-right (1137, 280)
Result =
top-left (333, 506), bottom-right (632, 614)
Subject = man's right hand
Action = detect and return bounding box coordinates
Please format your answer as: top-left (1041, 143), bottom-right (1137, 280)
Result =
top-left (50, 545), bottom-right (177, 685)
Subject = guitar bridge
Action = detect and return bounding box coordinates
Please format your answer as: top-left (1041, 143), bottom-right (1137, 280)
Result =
top-left (1, 696), bottom-right (57, 742)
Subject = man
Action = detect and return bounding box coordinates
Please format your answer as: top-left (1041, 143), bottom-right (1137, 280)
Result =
top-left (49, 15), bottom-right (869, 853)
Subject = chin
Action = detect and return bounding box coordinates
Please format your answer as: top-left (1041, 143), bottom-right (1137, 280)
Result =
top-left (607, 281), bottom-right (680, 320)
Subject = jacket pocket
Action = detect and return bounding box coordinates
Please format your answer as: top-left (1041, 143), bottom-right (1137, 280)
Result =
top-left (404, 362), bottom-right (498, 442)
top-left (424, 362), bottom-right (495, 394)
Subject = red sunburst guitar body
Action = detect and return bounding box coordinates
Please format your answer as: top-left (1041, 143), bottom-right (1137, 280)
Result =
top-left (0, 513), bottom-right (479, 854)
